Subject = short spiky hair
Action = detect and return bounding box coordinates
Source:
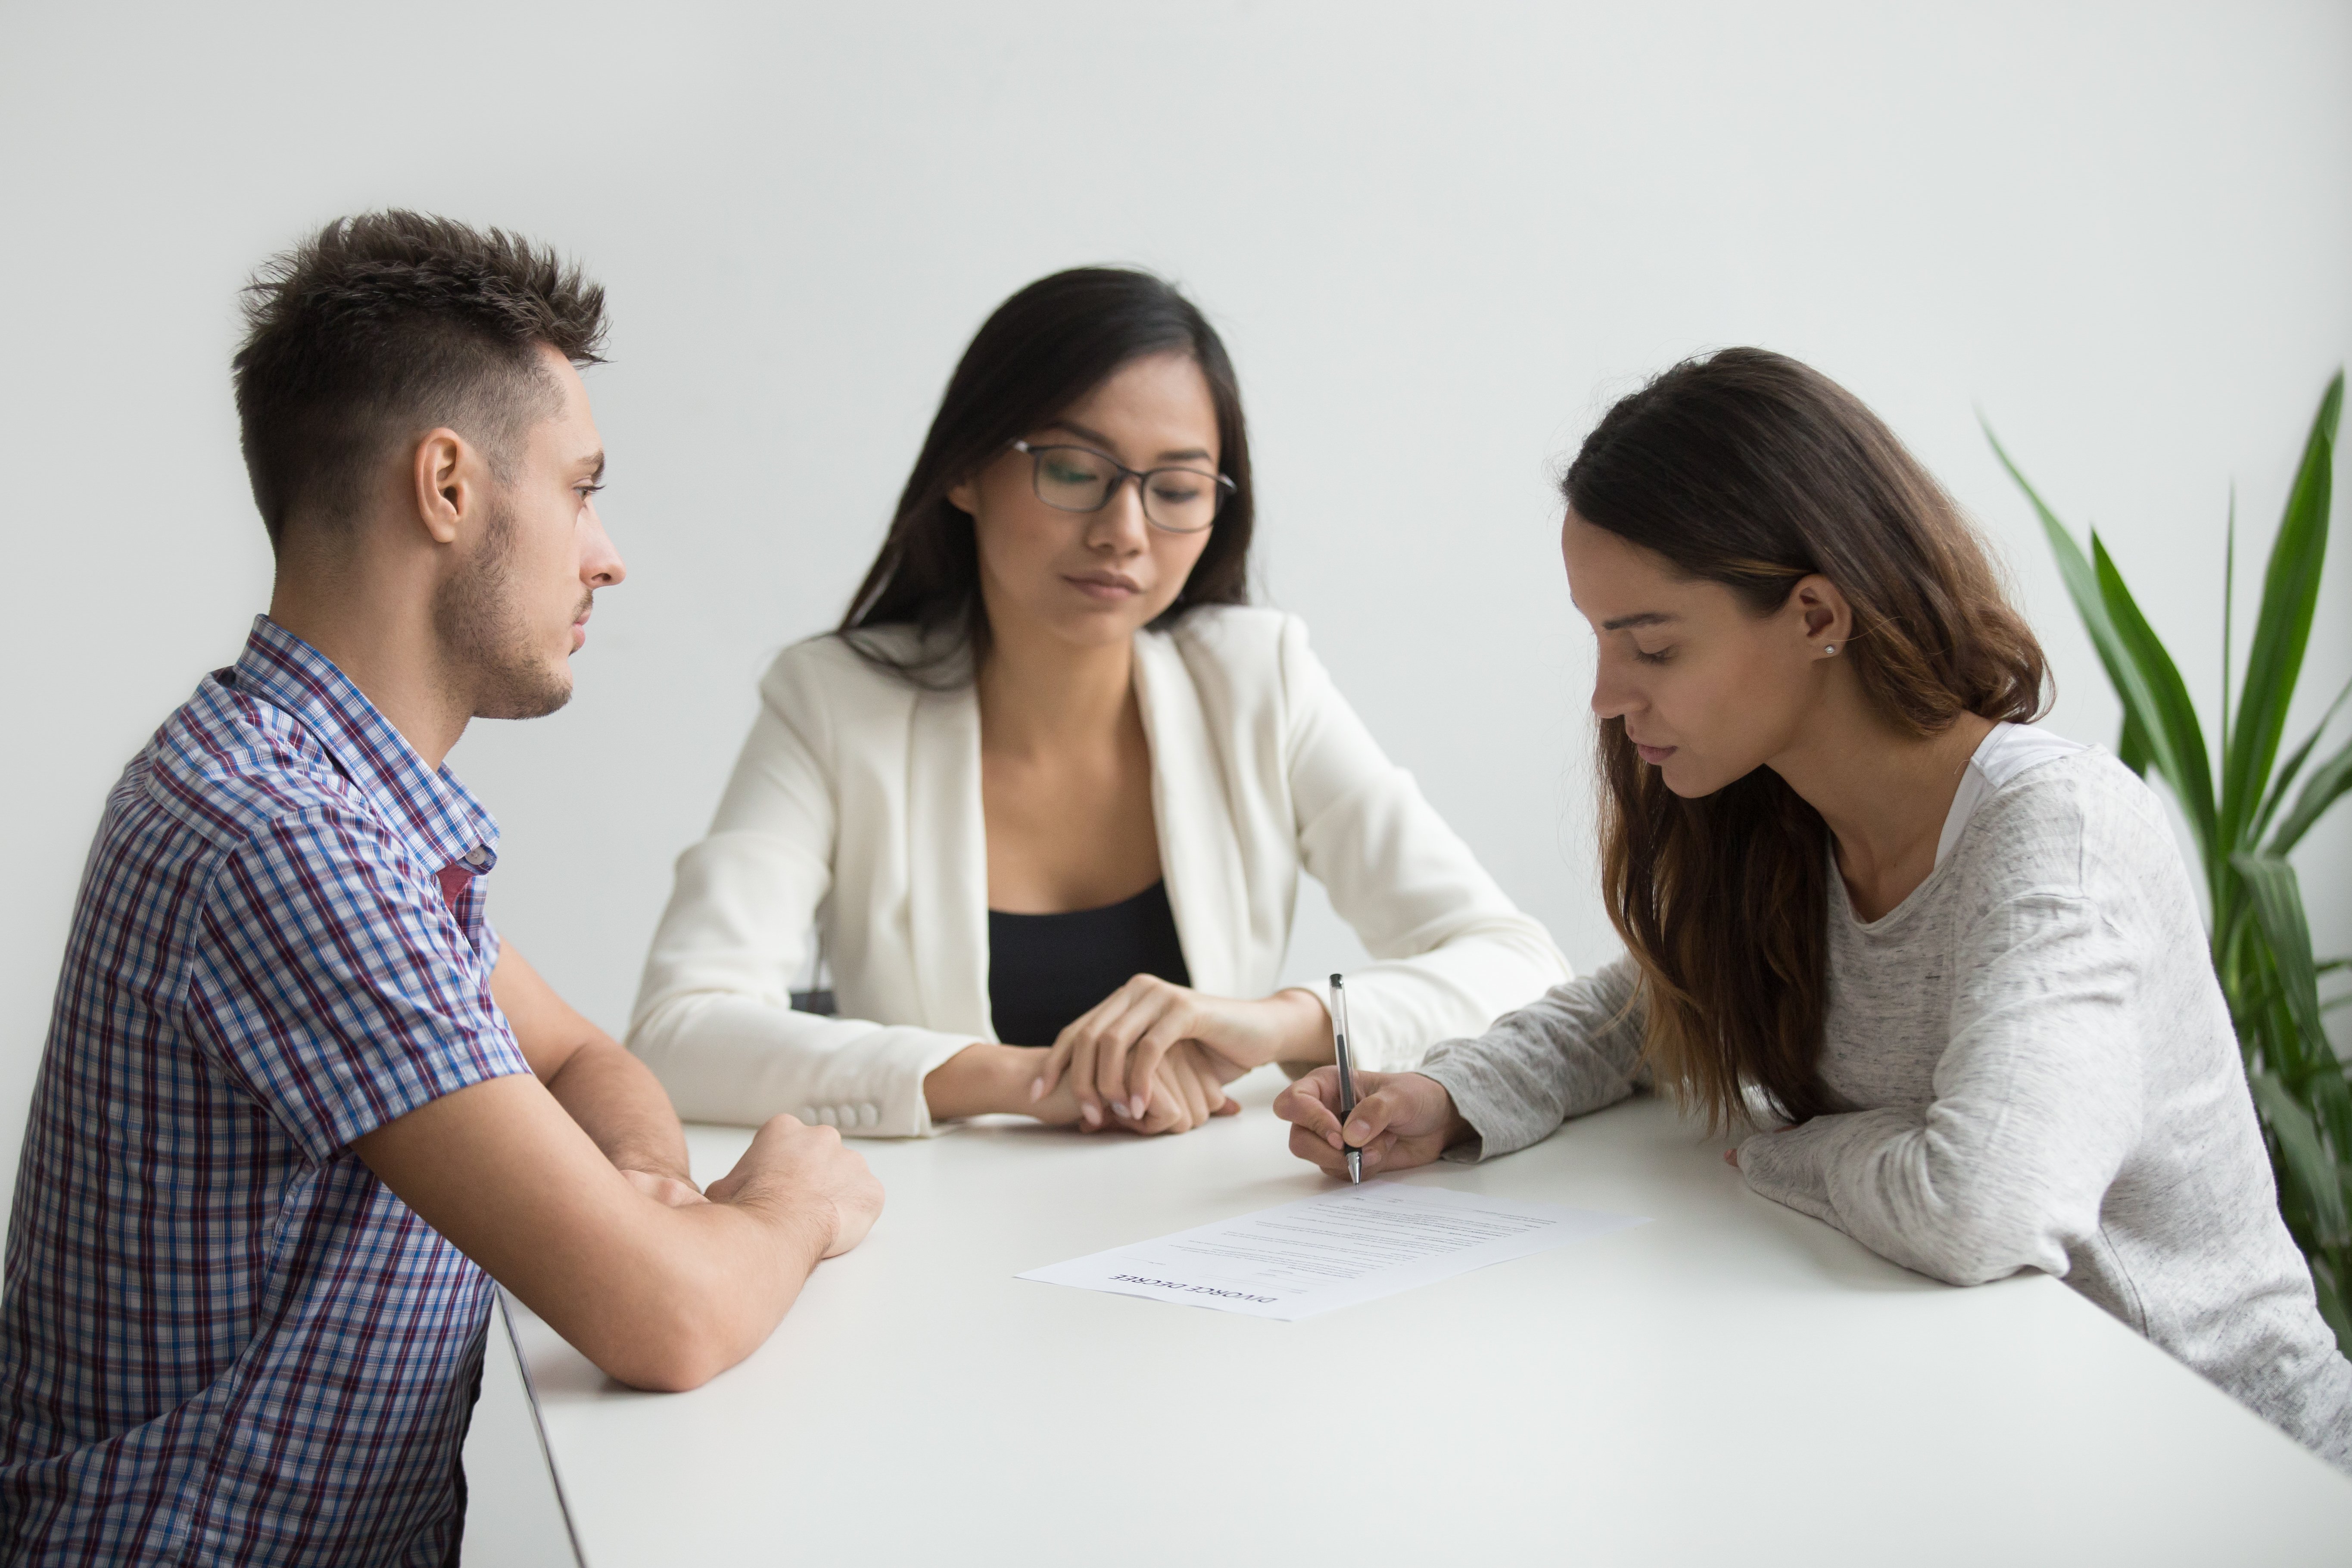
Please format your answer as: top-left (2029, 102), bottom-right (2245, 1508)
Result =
top-left (232, 210), bottom-right (607, 548)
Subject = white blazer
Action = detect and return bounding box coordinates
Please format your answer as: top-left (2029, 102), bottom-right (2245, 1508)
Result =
top-left (627, 606), bottom-right (1569, 1136)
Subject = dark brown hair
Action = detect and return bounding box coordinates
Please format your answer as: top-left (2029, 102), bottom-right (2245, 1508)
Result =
top-left (839, 267), bottom-right (1252, 685)
top-left (1566, 348), bottom-right (2049, 1128)
top-left (232, 210), bottom-right (607, 549)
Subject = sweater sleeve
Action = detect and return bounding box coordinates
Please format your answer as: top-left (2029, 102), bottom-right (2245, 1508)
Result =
top-left (1278, 618), bottom-right (1571, 1070)
top-left (1735, 891), bottom-right (2145, 1285)
top-left (627, 648), bottom-right (975, 1136)
top-left (1415, 957), bottom-right (1651, 1160)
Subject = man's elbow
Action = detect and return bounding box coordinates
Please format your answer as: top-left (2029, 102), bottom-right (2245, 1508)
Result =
top-left (578, 1289), bottom-right (763, 1393)
top-left (603, 1339), bottom-right (729, 1394)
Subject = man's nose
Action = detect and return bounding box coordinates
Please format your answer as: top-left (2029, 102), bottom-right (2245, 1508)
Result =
top-left (583, 506), bottom-right (626, 588)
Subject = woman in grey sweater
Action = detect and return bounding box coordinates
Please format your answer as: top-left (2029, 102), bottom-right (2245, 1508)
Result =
top-left (1277, 348), bottom-right (2352, 1469)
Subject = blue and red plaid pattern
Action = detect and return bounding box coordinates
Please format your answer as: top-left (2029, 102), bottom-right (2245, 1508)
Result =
top-left (0, 617), bottom-right (532, 1566)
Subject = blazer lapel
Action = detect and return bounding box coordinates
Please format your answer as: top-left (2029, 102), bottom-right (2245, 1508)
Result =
top-left (905, 683), bottom-right (995, 1039)
top-left (1132, 630), bottom-right (1251, 996)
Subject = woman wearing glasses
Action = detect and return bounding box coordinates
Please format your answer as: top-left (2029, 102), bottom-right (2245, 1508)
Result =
top-left (629, 268), bottom-right (1566, 1138)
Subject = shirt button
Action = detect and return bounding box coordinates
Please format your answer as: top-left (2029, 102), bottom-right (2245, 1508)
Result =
top-left (858, 1104), bottom-right (878, 1128)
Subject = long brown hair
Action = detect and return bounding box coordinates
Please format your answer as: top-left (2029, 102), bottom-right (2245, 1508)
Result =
top-left (1565, 349), bottom-right (2049, 1128)
top-left (839, 267), bottom-right (1254, 687)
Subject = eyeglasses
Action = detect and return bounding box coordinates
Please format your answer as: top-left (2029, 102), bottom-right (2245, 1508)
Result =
top-left (1010, 440), bottom-right (1236, 534)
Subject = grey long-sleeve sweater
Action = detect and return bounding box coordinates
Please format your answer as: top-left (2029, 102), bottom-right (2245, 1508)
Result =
top-left (1419, 744), bottom-right (2352, 1469)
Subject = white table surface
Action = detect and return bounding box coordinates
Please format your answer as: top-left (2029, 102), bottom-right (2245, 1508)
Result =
top-left (507, 1067), bottom-right (2352, 1567)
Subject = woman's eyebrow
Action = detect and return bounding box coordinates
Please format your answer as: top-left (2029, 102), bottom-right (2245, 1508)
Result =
top-left (1036, 419), bottom-right (1212, 465)
top-left (1036, 418), bottom-right (1112, 448)
top-left (1601, 611), bottom-right (1679, 631)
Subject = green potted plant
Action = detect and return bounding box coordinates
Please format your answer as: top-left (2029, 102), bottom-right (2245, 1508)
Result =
top-left (1989, 374), bottom-right (2352, 1351)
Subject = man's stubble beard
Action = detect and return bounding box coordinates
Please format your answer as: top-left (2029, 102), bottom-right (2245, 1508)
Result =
top-left (432, 498), bottom-right (582, 722)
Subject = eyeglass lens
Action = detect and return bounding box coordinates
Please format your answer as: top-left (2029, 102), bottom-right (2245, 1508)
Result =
top-left (1030, 446), bottom-right (1221, 533)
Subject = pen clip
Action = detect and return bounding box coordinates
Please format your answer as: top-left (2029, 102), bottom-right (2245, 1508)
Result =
top-left (1328, 972), bottom-right (1357, 1120)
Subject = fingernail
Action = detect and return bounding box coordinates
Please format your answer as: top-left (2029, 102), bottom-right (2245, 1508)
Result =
top-left (1028, 1078), bottom-right (1043, 1102)
top-left (1081, 1103), bottom-right (1100, 1128)
top-left (1129, 1098), bottom-right (1146, 1121)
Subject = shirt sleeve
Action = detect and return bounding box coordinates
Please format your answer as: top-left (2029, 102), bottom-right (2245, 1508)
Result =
top-left (185, 805), bottom-right (531, 1163)
top-left (1278, 617), bottom-right (1572, 1069)
top-left (1734, 891), bottom-right (2145, 1287)
top-left (1417, 957), bottom-right (1652, 1161)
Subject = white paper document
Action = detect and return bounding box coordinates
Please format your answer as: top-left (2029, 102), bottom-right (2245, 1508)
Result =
top-left (1018, 1181), bottom-right (1646, 1320)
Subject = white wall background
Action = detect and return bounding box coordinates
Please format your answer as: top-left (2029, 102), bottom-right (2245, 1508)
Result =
top-left (3, 3), bottom-right (2349, 1551)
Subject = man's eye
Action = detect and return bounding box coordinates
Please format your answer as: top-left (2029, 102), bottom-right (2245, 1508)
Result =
top-left (1633, 646), bottom-right (1673, 666)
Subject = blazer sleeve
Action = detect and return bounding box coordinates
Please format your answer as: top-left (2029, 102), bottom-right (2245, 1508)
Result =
top-left (1278, 617), bottom-right (1572, 1070)
top-left (627, 646), bottom-right (977, 1136)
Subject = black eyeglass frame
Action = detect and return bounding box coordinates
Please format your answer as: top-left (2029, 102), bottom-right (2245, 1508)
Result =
top-left (1009, 440), bottom-right (1237, 534)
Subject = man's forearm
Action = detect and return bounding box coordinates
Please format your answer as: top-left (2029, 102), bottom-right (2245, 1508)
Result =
top-left (545, 1039), bottom-right (693, 1184)
top-left (358, 1075), bottom-right (861, 1392)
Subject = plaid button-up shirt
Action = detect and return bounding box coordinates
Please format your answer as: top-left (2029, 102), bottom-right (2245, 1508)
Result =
top-left (0, 617), bottom-right (532, 1566)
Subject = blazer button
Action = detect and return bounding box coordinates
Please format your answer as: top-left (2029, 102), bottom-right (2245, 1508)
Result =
top-left (858, 1104), bottom-right (878, 1128)
top-left (798, 1107), bottom-right (816, 1124)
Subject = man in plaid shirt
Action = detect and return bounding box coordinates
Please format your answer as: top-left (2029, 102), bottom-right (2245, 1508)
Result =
top-left (0, 212), bottom-right (884, 1565)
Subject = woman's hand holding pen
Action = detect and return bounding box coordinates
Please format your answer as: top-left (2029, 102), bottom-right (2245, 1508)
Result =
top-left (1274, 1067), bottom-right (1469, 1178)
top-left (1027, 978), bottom-right (1331, 1130)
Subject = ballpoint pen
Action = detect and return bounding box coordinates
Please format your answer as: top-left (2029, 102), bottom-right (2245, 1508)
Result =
top-left (1330, 973), bottom-right (1360, 1184)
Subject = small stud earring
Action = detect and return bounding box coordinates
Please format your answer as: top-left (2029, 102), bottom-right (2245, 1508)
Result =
top-left (1823, 644), bottom-right (1838, 655)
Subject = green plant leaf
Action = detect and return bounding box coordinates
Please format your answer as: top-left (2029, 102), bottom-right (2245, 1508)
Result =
top-left (2254, 673), bottom-right (2352, 843)
top-left (2311, 1069), bottom-right (2352, 1188)
top-left (2222, 372), bottom-right (2340, 849)
top-left (2267, 727), bottom-right (2352, 857)
top-left (2093, 532), bottom-right (2219, 855)
top-left (2117, 710), bottom-right (2153, 776)
top-left (2315, 1255), bottom-right (2352, 1360)
top-left (2221, 491), bottom-right (2236, 758)
top-left (2231, 852), bottom-right (2333, 1069)
top-left (2250, 1070), bottom-right (2350, 1246)
top-left (1987, 426), bottom-right (2217, 863)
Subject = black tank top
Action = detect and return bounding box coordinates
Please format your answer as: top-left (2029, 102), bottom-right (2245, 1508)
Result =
top-left (987, 881), bottom-right (1191, 1047)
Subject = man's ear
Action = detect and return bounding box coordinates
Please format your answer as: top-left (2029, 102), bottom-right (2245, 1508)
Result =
top-left (411, 429), bottom-right (471, 546)
top-left (1789, 574), bottom-right (1854, 650)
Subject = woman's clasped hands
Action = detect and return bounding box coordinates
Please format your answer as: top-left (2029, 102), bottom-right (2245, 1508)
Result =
top-left (1027, 976), bottom-right (1333, 1136)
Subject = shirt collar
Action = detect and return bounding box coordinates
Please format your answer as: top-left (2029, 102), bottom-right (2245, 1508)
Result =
top-left (229, 615), bottom-right (500, 876)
